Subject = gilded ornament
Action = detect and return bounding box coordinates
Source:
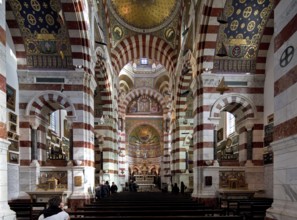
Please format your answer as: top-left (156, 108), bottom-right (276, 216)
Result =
top-left (46, 14), bottom-right (55, 26)
top-left (165, 27), bottom-right (175, 41)
top-left (236, 9), bottom-right (241, 15)
top-left (243, 6), bottom-right (252, 18)
top-left (30, 0), bottom-right (41, 11)
top-left (239, 0), bottom-right (247, 3)
top-left (27, 14), bottom-right (36, 25)
top-left (230, 20), bottom-right (239, 31)
top-left (224, 6), bottom-right (234, 17)
top-left (113, 25), bottom-right (123, 41)
top-left (247, 21), bottom-right (255, 32)
top-left (257, 0), bottom-right (265, 4)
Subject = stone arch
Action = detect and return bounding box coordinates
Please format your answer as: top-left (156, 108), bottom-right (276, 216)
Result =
top-left (176, 50), bottom-right (193, 118)
top-left (111, 34), bottom-right (177, 75)
top-left (209, 94), bottom-right (257, 121)
top-left (25, 91), bottom-right (76, 120)
top-left (120, 88), bottom-right (167, 117)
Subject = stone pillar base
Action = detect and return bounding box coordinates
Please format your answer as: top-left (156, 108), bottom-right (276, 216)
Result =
top-left (266, 206), bottom-right (297, 220)
top-left (0, 209), bottom-right (16, 220)
top-left (68, 197), bottom-right (91, 211)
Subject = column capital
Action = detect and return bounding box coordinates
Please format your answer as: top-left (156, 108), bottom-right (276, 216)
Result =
top-left (65, 116), bottom-right (76, 128)
top-left (245, 124), bottom-right (254, 131)
top-left (28, 116), bottom-right (42, 129)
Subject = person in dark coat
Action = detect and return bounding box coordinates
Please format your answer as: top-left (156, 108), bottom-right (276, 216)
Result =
top-left (180, 181), bottom-right (187, 194)
top-left (172, 183), bottom-right (179, 194)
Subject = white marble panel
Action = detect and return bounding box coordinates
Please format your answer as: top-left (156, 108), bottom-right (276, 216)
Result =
top-left (274, 0), bottom-right (297, 34)
top-left (8, 165), bottom-right (19, 200)
top-left (264, 165), bottom-right (273, 198)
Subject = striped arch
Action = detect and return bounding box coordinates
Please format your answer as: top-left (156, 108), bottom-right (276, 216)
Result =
top-left (25, 91), bottom-right (76, 119)
top-left (210, 94), bottom-right (257, 122)
top-left (119, 88), bottom-right (167, 117)
top-left (94, 54), bottom-right (113, 116)
top-left (195, 0), bottom-right (225, 75)
top-left (255, 12), bottom-right (274, 74)
top-left (61, 1), bottom-right (93, 74)
top-left (176, 51), bottom-right (193, 118)
top-left (111, 35), bottom-right (177, 75)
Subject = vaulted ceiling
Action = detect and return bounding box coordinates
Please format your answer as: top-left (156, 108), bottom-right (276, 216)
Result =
top-left (5, 0), bottom-right (275, 119)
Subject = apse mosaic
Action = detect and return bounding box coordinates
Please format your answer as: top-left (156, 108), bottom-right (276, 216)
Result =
top-left (8, 0), bottom-right (72, 68)
top-left (128, 124), bottom-right (162, 158)
top-left (127, 95), bottom-right (162, 115)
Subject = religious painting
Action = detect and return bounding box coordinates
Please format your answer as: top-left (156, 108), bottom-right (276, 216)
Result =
top-left (6, 85), bottom-right (16, 111)
top-left (9, 122), bottom-right (17, 133)
top-left (217, 128), bottom-right (224, 142)
top-left (7, 131), bottom-right (14, 139)
top-left (9, 112), bottom-right (17, 124)
top-left (74, 176), bottom-right (82, 186)
top-left (127, 95), bottom-right (162, 115)
top-left (8, 152), bottom-right (19, 164)
top-left (9, 140), bottom-right (19, 152)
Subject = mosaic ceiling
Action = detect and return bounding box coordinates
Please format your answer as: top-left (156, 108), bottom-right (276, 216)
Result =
top-left (218, 0), bottom-right (273, 59)
top-left (108, 0), bottom-right (179, 32)
top-left (8, 0), bottom-right (72, 68)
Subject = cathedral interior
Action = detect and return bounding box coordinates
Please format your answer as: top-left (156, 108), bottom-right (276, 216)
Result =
top-left (1, 0), bottom-right (297, 219)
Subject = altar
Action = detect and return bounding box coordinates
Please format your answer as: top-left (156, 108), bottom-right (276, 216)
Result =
top-left (27, 191), bottom-right (68, 203)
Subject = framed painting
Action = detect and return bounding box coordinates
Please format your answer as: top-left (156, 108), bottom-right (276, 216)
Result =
top-left (7, 131), bottom-right (14, 139)
top-left (9, 140), bottom-right (19, 151)
top-left (217, 128), bottom-right (224, 142)
top-left (9, 112), bottom-right (17, 124)
top-left (8, 152), bottom-right (19, 164)
top-left (9, 122), bottom-right (17, 133)
top-left (6, 85), bottom-right (16, 111)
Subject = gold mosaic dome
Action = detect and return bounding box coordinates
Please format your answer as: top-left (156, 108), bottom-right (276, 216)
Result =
top-left (109, 0), bottom-right (179, 32)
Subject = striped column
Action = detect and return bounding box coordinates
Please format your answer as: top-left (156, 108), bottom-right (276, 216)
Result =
top-left (266, 1), bottom-right (297, 219)
top-left (0, 0), bottom-right (16, 219)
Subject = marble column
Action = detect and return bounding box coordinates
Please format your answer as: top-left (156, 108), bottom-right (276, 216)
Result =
top-left (245, 124), bottom-right (254, 166)
top-left (66, 116), bottom-right (75, 164)
top-left (31, 128), bottom-right (38, 160)
top-left (0, 0), bottom-right (16, 218)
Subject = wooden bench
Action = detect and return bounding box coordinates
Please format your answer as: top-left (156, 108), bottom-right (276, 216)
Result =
top-left (69, 209), bottom-right (225, 217)
top-left (77, 205), bottom-right (206, 211)
top-left (70, 216), bottom-right (243, 220)
top-left (9, 202), bottom-right (47, 220)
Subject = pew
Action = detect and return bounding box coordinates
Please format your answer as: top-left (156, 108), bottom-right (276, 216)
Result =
top-left (8, 202), bottom-right (47, 220)
top-left (69, 216), bottom-right (243, 220)
top-left (69, 209), bottom-right (225, 217)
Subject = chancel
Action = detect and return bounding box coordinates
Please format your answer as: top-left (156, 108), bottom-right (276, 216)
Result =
top-left (0, 1), bottom-right (296, 220)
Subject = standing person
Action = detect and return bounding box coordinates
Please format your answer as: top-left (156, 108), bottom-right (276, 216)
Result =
top-left (172, 183), bottom-right (179, 194)
top-left (180, 181), bottom-right (187, 194)
top-left (110, 182), bottom-right (118, 194)
top-left (38, 196), bottom-right (70, 220)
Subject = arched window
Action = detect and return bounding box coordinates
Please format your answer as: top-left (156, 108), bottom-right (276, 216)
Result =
top-left (226, 112), bottom-right (235, 136)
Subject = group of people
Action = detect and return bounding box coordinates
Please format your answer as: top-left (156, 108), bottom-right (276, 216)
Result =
top-left (171, 181), bottom-right (187, 194)
top-left (95, 181), bottom-right (118, 200)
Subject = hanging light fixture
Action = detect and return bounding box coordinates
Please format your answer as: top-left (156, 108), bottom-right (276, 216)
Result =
top-left (216, 43), bottom-right (228, 57)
